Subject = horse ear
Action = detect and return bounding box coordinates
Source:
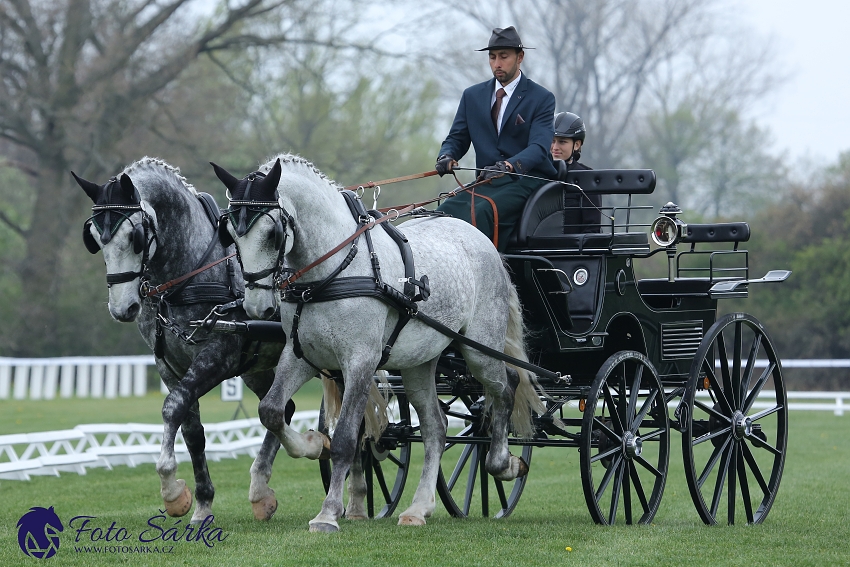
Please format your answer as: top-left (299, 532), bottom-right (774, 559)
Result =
top-left (263, 158), bottom-right (282, 197)
top-left (119, 173), bottom-right (138, 201)
top-left (72, 171), bottom-right (101, 203)
top-left (210, 162), bottom-right (239, 191)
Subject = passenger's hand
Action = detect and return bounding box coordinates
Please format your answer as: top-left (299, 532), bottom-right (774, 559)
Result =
top-left (479, 161), bottom-right (511, 181)
top-left (435, 155), bottom-right (457, 177)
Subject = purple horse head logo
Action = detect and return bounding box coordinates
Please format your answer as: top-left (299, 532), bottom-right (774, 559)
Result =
top-left (17, 506), bottom-right (64, 559)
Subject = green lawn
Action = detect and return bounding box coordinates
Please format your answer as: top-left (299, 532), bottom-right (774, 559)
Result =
top-left (1, 395), bottom-right (848, 566)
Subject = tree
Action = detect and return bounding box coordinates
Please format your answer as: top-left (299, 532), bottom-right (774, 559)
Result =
top-left (0, 0), bottom-right (384, 355)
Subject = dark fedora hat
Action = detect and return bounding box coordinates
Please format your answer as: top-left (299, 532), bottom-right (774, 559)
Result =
top-left (476, 26), bottom-right (533, 51)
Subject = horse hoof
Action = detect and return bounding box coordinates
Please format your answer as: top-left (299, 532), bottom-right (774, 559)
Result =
top-left (309, 521), bottom-right (339, 533)
top-left (398, 515), bottom-right (426, 526)
top-left (252, 494), bottom-right (278, 521)
top-left (318, 432), bottom-right (332, 460)
top-left (164, 482), bottom-right (193, 517)
top-left (516, 456), bottom-right (529, 478)
top-left (345, 514), bottom-right (368, 521)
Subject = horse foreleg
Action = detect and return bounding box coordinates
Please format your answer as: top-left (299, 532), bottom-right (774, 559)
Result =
top-left (398, 360), bottom-right (445, 526)
top-left (155, 365), bottom-right (195, 518)
top-left (248, 429), bottom-right (282, 520)
top-left (309, 367), bottom-right (374, 533)
top-left (258, 356), bottom-right (328, 459)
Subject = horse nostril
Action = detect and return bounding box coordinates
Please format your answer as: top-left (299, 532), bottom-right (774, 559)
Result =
top-left (127, 302), bottom-right (141, 319)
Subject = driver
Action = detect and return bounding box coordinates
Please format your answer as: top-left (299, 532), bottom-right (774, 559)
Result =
top-left (551, 112), bottom-right (602, 233)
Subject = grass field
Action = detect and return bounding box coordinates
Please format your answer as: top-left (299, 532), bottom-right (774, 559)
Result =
top-left (1, 388), bottom-right (848, 566)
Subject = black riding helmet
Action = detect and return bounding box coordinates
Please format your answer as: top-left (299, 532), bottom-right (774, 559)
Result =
top-left (553, 111), bottom-right (586, 141)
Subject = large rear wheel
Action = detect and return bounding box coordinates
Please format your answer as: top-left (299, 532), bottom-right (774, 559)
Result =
top-left (681, 313), bottom-right (787, 525)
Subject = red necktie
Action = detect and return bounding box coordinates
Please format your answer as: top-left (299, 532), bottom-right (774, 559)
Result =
top-left (491, 88), bottom-right (506, 131)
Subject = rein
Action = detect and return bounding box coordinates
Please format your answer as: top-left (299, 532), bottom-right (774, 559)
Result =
top-left (141, 253), bottom-right (236, 298)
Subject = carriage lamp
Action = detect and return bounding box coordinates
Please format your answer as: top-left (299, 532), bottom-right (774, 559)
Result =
top-left (650, 202), bottom-right (687, 247)
top-left (650, 203), bottom-right (687, 282)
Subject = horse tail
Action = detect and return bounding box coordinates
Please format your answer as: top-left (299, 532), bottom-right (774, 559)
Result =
top-left (505, 282), bottom-right (547, 439)
top-left (321, 375), bottom-right (341, 429)
top-left (363, 371), bottom-right (390, 443)
top-left (321, 372), bottom-right (389, 443)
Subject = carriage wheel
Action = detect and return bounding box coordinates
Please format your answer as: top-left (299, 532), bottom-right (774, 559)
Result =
top-left (318, 391), bottom-right (412, 519)
top-left (580, 351), bottom-right (670, 525)
top-left (682, 313), bottom-right (787, 525)
top-left (436, 394), bottom-right (532, 519)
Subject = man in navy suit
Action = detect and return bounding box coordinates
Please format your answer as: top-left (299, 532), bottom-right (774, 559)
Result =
top-left (435, 26), bottom-right (557, 251)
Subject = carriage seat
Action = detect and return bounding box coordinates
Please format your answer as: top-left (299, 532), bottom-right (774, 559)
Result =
top-left (506, 168), bottom-right (656, 252)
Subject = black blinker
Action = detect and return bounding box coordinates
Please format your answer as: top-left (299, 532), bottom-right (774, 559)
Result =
top-left (132, 222), bottom-right (145, 255)
top-left (218, 216), bottom-right (234, 248)
top-left (274, 217), bottom-right (285, 250)
top-left (83, 220), bottom-right (100, 254)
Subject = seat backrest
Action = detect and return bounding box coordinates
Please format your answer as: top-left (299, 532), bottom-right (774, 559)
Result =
top-left (510, 169), bottom-right (657, 248)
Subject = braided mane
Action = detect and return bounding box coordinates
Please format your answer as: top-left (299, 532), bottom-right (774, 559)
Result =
top-left (259, 153), bottom-right (342, 191)
top-left (122, 156), bottom-right (198, 195)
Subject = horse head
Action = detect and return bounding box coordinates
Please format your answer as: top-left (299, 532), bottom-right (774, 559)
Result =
top-left (73, 170), bottom-right (158, 322)
top-left (212, 158), bottom-right (288, 320)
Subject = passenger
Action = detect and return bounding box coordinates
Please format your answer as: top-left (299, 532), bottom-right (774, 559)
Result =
top-left (434, 26), bottom-right (558, 251)
top-left (551, 112), bottom-right (602, 233)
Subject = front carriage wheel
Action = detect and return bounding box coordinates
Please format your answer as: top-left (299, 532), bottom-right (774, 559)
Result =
top-left (580, 351), bottom-right (670, 525)
top-left (681, 313), bottom-right (787, 525)
top-left (436, 394), bottom-right (532, 519)
top-left (318, 392), bottom-right (412, 519)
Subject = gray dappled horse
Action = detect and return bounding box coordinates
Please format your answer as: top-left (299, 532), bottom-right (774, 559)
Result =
top-left (73, 157), bottom-right (290, 522)
top-left (212, 154), bottom-right (545, 532)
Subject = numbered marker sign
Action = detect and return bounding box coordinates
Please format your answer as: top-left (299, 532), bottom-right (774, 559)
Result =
top-left (221, 377), bottom-right (244, 402)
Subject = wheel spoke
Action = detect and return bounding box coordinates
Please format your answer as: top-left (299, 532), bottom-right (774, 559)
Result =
top-left (591, 444), bottom-right (622, 464)
top-left (693, 425), bottom-right (732, 447)
top-left (603, 387), bottom-right (626, 434)
top-left (632, 389), bottom-right (659, 431)
top-left (373, 460), bottom-right (392, 503)
top-left (623, 462), bottom-right (633, 524)
top-left (698, 436), bottom-right (732, 489)
top-left (732, 321), bottom-right (743, 409)
top-left (638, 427), bottom-right (666, 442)
top-left (728, 441), bottom-right (738, 524)
top-left (633, 454), bottom-right (663, 478)
top-left (748, 432), bottom-right (782, 457)
top-left (717, 330), bottom-right (736, 411)
top-left (740, 334), bottom-right (762, 407)
top-left (462, 445), bottom-right (479, 516)
top-left (750, 404), bottom-right (783, 423)
top-left (448, 443), bottom-right (475, 490)
top-left (593, 416), bottom-right (622, 443)
top-left (709, 440), bottom-right (733, 518)
top-left (629, 460), bottom-right (650, 514)
top-left (694, 399), bottom-right (732, 423)
top-left (386, 452), bottom-right (404, 468)
top-left (444, 424), bottom-right (473, 451)
top-left (495, 479), bottom-right (509, 511)
top-left (741, 441), bottom-right (770, 495)
top-left (595, 454), bottom-right (623, 501)
top-left (703, 358), bottom-right (733, 415)
top-left (743, 363), bottom-right (775, 413)
top-left (737, 445), bottom-right (755, 523)
top-left (627, 365), bottom-right (644, 429)
top-left (608, 459), bottom-right (625, 524)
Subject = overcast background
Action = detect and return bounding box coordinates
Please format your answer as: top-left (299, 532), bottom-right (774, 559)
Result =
top-left (742, 0), bottom-right (850, 164)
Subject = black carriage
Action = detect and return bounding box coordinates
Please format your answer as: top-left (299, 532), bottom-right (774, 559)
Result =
top-left (319, 168), bottom-right (790, 526)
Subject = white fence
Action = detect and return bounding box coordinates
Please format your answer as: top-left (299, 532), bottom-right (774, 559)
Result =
top-left (0, 356), bottom-right (154, 400)
top-left (0, 412), bottom-right (319, 482)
